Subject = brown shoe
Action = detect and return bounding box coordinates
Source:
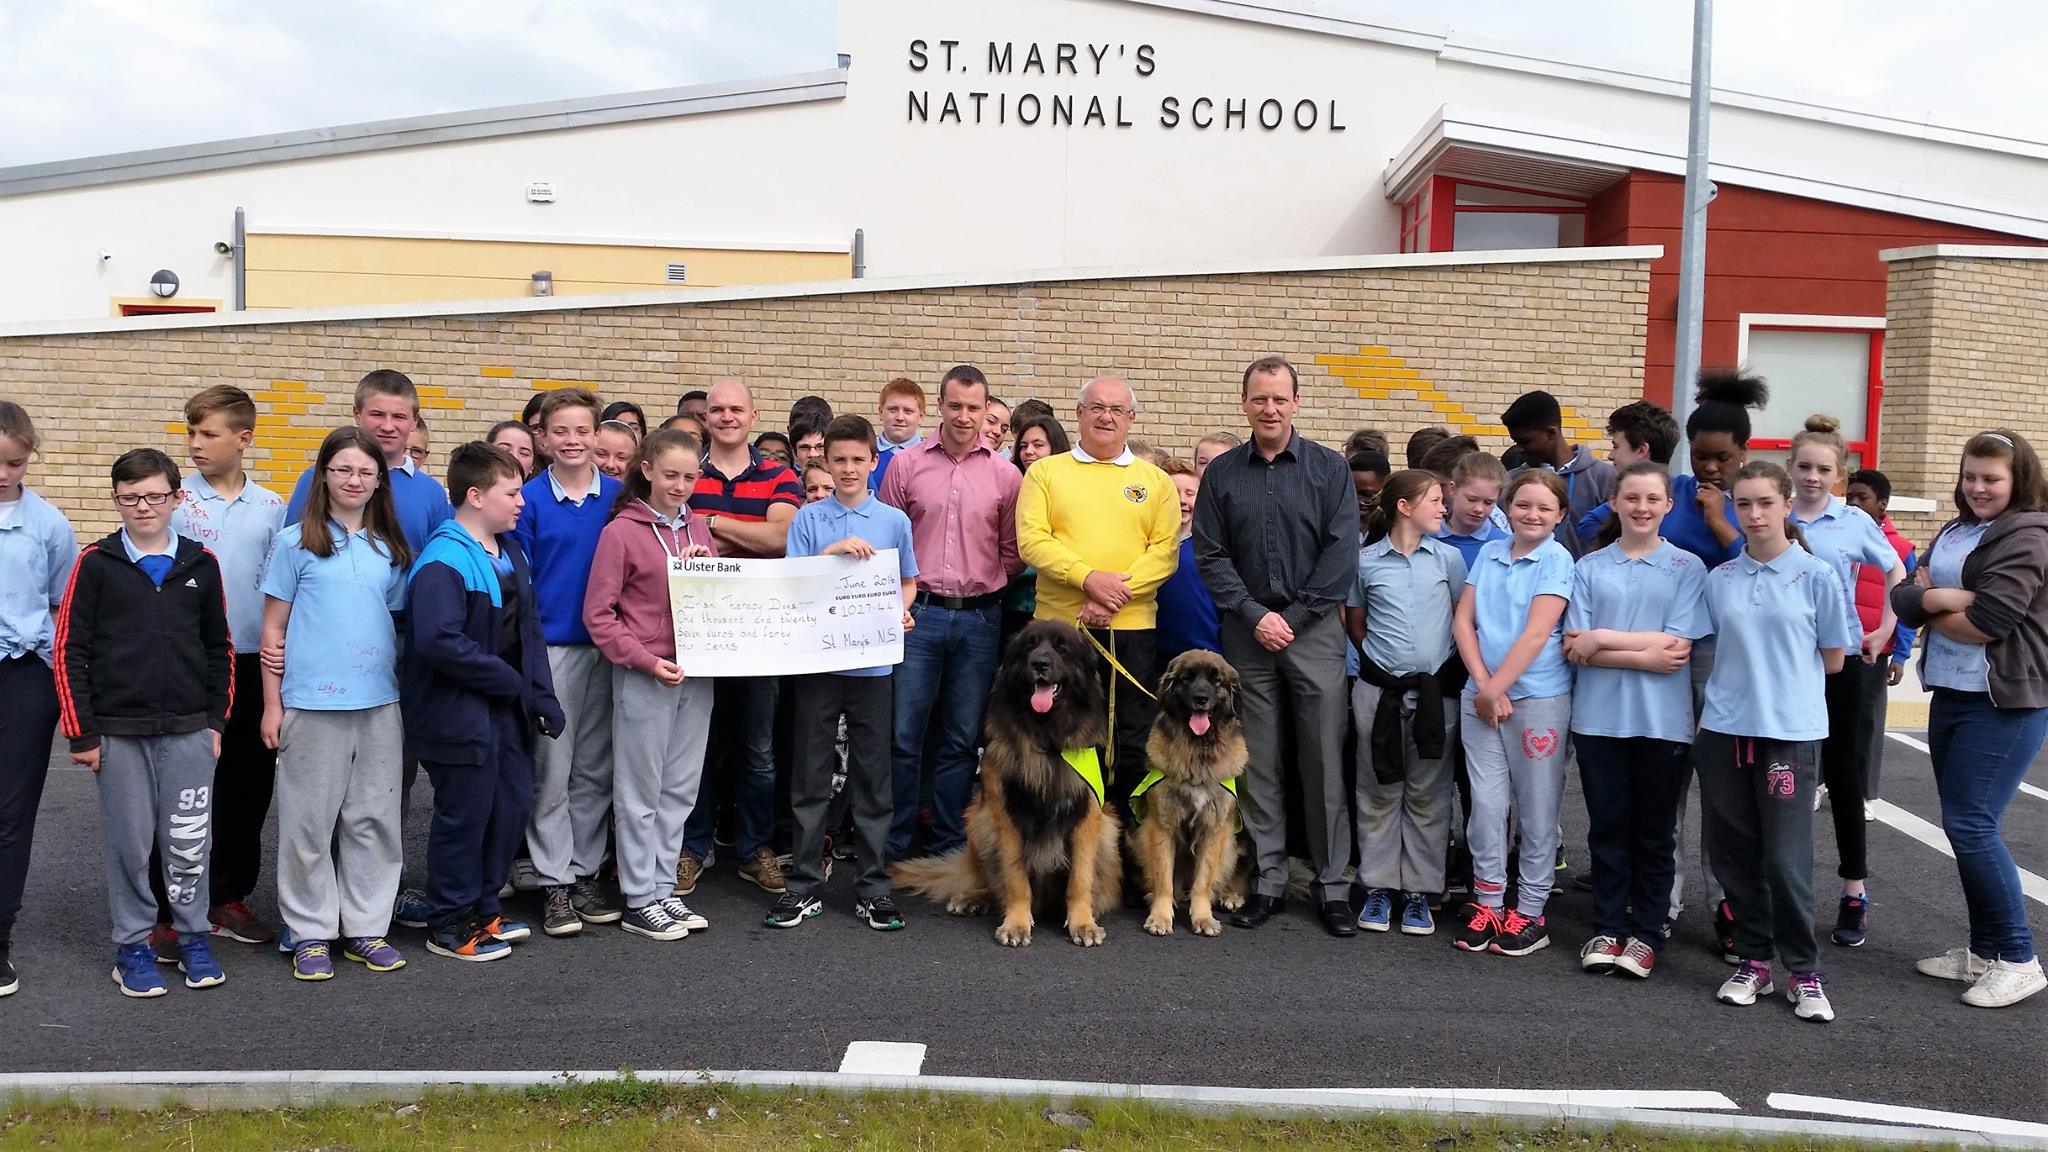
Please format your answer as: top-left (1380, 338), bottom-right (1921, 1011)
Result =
top-left (738, 847), bottom-right (786, 895)
top-left (673, 853), bottom-right (704, 897)
top-left (209, 900), bottom-right (275, 944)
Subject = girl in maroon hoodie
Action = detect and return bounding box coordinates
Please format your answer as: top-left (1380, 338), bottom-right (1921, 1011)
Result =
top-left (583, 429), bottom-right (716, 942)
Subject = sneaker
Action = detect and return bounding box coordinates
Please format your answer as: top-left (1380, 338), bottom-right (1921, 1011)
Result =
top-left (830, 833), bottom-right (857, 862)
top-left (542, 886), bottom-right (583, 938)
top-left (570, 878), bottom-right (623, 925)
top-left (1812, 782), bottom-right (1829, 812)
top-left (392, 888), bottom-right (431, 929)
top-left (1831, 894), bottom-right (1869, 948)
top-left (1357, 888), bottom-right (1393, 932)
top-left (621, 902), bottom-right (690, 941)
top-left (659, 897), bottom-right (709, 932)
top-left (1717, 959), bottom-right (1775, 1006)
top-left (1615, 937), bottom-right (1658, 979)
top-left (1579, 934), bottom-right (1624, 972)
top-left (1570, 871), bottom-right (1594, 892)
top-left (426, 920), bottom-right (511, 962)
top-left (176, 934), bottom-right (226, 989)
top-left (1786, 970), bottom-right (1835, 1022)
top-left (276, 928), bottom-right (299, 955)
top-left (1713, 901), bottom-right (1739, 965)
top-left (208, 900), bottom-right (274, 944)
top-left (765, 892), bottom-right (823, 928)
top-left (343, 937), bottom-right (406, 972)
top-left (673, 853), bottom-right (704, 897)
top-left (1555, 847), bottom-right (1567, 873)
top-left (112, 942), bottom-right (167, 998)
top-left (1864, 802), bottom-right (1876, 822)
top-left (482, 915), bottom-right (530, 944)
top-left (1399, 893), bottom-right (1435, 936)
top-left (1916, 947), bottom-right (1992, 983)
top-left (1452, 903), bottom-right (1500, 953)
top-left (739, 847), bottom-right (788, 895)
top-left (856, 895), bottom-right (907, 931)
top-left (0, 946), bottom-right (15, 998)
top-left (148, 922), bottom-right (178, 964)
top-left (1961, 958), bottom-right (2048, 1009)
top-left (292, 940), bottom-right (334, 982)
top-left (1490, 911), bottom-right (1550, 957)
top-left (510, 857), bottom-right (543, 893)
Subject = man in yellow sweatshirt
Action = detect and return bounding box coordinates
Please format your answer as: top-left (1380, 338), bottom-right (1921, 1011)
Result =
top-left (1017, 377), bottom-right (1181, 812)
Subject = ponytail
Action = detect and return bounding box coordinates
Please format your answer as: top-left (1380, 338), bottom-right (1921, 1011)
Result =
top-left (1364, 469), bottom-right (1443, 546)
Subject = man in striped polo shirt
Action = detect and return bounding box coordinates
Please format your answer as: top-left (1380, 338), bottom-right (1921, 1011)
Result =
top-left (676, 379), bottom-right (803, 898)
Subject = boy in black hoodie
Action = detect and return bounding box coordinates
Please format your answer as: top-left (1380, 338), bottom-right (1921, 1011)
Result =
top-left (57, 449), bottom-right (233, 998)
top-left (405, 442), bottom-right (562, 962)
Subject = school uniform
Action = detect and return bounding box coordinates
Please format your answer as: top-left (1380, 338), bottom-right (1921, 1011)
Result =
top-left (783, 493), bottom-right (918, 901)
top-left (1697, 544), bottom-right (1851, 973)
top-left (404, 522), bottom-right (562, 936)
top-left (0, 490), bottom-right (75, 943)
top-left (1459, 536), bottom-right (1574, 917)
top-left (511, 466), bottom-right (623, 890)
top-left (261, 521), bottom-right (409, 942)
top-left (1565, 541), bottom-right (1711, 947)
top-left (56, 531), bottom-right (232, 946)
top-left (1431, 519), bottom-right (1507, 570)
top-left (1347, 535), bottom-right (1466, 895)
top-left (161, 472), bottom-right (284, 916)
top-left (287, 454), bottom-right (451, 555)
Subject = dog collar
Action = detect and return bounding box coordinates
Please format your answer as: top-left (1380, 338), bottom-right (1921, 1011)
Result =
top-left (1061, 748), bottom-right (1105, 806)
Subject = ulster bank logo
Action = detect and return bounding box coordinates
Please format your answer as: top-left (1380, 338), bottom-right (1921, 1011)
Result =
top-left (1123, 484), bottom-right (1149, 504)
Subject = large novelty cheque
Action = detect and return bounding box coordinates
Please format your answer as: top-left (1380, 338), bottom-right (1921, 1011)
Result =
top-left (668, 550), bottom-right (905, 677)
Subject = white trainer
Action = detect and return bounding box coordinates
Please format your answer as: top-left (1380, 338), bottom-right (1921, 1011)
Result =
top-left (1915, 947), bottom-right (1991, 983)
top-left (1961, 958), bottom-right (2047, 1009)
top-left (1786, 971), bottom-right (1834, 1022)
top-left (1717, 960), bottom-right (1774, 1006)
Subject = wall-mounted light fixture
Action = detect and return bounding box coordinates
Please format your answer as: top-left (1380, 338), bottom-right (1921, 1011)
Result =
top-left (149, 269), bottom-right (180, 298)
top-left (531, 270), bottom-right (553, 297)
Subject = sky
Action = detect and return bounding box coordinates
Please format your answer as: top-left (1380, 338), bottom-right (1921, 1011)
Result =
top-left (2, 0), bottom-right (2042, 166)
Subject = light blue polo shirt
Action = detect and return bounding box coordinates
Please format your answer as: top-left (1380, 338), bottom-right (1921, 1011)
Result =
top-left (259, 521), bottom-right (408, 710)
top-left (287, 454), bottom-right (451, 555)
top-left (1565, 541), bottom-right (1712, 743)
top-left (1921, 521), bottom-right (1990, 692)
top-left (1465, 536), bottom-right (1575, 700)
top-left (785, 492), bottom-right (919, 677)
top-left (1347, 535), bottom-right (1466, 677)
top-left (0, 489), bottom-right (77, 666)
top-left (1701, 544), bottom-right (1853, 741)
top-left (1792, 496), bottom-right (1896, 640)
top-left (172, 473), bottom-right (285, 654)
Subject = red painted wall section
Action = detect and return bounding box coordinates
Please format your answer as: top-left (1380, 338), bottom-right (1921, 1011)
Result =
top-left (1587, 171), bottom-right (2026, 407)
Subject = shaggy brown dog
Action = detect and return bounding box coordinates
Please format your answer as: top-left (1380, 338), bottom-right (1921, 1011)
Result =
top-left (889, 620), bottom-right (1122, 946)
top-left (1132, 649), bottom-right (1248, 936)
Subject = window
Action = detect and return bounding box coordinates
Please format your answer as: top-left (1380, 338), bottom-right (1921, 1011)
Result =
top-left (118, 303), bottom-right (218, 317)
top-left (1738, 318), bottom-right (1884, 469)
top-left (1400, 178), bottom-right (1587, 254)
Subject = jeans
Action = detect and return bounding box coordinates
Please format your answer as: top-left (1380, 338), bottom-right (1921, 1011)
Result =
top-left (1574, 733), bottom-right (1689, 945)
top-left (888, 602), bottom-right (1001, 859)
top-left (684, 676), bottom-right (778, 860)
top-left (1928, 689), bottom-right (2048, 963)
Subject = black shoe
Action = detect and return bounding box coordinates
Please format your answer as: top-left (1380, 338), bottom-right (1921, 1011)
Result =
top-left (765, 892), bottom-right (823, 929)
top-left (541, 886), bottom-right (582, 938)
top-left (1571, 871), bottom-right (1594, 892)
top-left (1714, 900), bottom-right (1739, 964)
top-left (1229, 894), bottom-right (1285, 929)
top-left (1320, 900), bottom-right (1358, 938)
top-left (856, 895), bottom-right (906, 931)
top-left (569, 878), bottom-right (623, 925)
top-left (0, 944), bottom-right (16, 997)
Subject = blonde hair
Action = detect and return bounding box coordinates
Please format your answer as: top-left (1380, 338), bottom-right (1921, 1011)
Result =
top-left (1790, 414), bottom-right (1848, 467)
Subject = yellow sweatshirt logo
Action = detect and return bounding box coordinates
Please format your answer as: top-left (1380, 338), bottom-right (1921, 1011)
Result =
top-left (1123, 484), bottom-right (1148, 504)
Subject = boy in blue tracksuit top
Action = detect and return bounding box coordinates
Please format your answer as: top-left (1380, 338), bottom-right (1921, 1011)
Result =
top-left (406, 442), bottom-right (562, 963)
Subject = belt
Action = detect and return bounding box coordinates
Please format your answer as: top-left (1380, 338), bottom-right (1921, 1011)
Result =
top-left (914, 589), bottom-right (1001, 611)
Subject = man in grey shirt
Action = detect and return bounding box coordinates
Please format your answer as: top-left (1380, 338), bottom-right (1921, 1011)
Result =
top-left (1193, 356), bottom-right (1362, 936)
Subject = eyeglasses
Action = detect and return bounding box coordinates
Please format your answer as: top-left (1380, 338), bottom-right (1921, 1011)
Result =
top-left (326, 466), bottom-right (381, 483)
top-left (1080, 403), bottom-right (1135, 418)
top-left (113, 491), bottom-right (175, 508)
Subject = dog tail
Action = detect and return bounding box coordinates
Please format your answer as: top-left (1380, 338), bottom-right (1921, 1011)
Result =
top-left (888, 851), bottom-right (984, 906)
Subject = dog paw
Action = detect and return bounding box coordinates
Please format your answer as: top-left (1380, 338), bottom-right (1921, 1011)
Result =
top-left (994, 919), bottom-right (1033, 947)
top-left (1142, 911), bottom-right (1175, 936)
top-left (1190, 914), bottom-right (1223, 936)
top-left (1219, 891), bottom-right (1246, 912)
top-left (1068, 920), bottom-right (1107, 947)
top-left (945, 898), bottom-right (986, 916)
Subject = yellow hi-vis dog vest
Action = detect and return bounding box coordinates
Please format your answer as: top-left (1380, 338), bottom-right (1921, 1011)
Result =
top-left (1062, 748), bottom-right (1106, 806)
top-left (1127, 770), bottom-right (1239, 826)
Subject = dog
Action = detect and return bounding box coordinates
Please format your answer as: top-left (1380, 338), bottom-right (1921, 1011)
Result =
top-left (1130, 649), bottom-right (1248, 936)
top-left (889, 620), bottom-right (1121, 946)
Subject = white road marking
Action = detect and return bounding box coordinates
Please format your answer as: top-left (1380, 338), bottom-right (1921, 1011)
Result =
top-left (837, 1042), bottom-right (926, 1076)
top-left (1768, 1092), bottom-right (2048, 1140)
top-left (1867, 799), bottom-right (2048, 906)
top-left (1300, 1088), bottom-right (1737, 1110)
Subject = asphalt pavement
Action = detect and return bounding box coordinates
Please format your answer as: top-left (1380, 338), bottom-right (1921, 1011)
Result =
top-left (5, 730), bottom-right (2044, 1127)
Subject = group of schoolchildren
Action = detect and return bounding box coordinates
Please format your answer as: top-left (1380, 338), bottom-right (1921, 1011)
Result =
top-left (1, 361), bottom-right (2042, 1022)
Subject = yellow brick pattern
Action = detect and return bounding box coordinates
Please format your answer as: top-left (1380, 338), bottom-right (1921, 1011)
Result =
top-left (2, 259), bottom-right (1651, 535)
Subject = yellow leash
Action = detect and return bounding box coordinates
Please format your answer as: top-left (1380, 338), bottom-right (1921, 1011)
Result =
top-left (1079, 622), bottom-right (1156, 775)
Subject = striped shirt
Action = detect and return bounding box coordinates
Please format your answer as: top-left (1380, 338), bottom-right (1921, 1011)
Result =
top-left (691, 448), bottom-right (801, 559)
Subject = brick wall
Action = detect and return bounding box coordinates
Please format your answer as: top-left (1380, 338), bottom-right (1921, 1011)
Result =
top-left (1881, 250), bottom-right (2048, 543)
top-left (1, 255), bottom-right (1649, 535)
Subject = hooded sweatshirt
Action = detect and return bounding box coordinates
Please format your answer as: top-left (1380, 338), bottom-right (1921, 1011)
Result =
top-left (583, 499), bottom-right (717, 674)
top-left (1893, 509), bottom-right (2048, 710)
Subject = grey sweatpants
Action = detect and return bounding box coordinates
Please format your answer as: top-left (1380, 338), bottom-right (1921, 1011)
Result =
top-left (1461, 692), bottom-right (1571, 917)
top-left (97, 731), bottom-right (216, 946)
top-left (611, 666), bottom-right (711, 910)
top-left (1226, 611), bottom-right (1352, 902)
top-left (275, 704), bottom-right (404, 941)
top-left (1694, 729), bottom-right (1821, 972)
top-left (1352, 680), bottom-right (1456, 894)
top-left (528, 645), bottom-right (615, 887)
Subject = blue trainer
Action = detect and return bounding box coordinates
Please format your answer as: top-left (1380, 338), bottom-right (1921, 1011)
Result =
top-left (177, 934), bottom-right (226, 989)
top-left (1356, 888), bottom-right (1393, 932)
top-left (112, 942), bottom-right (166, 998)
top-left (392, 889), bottom-right (431, 929)
top-left (277, 927), bottom-right (299, 955)
top-left (1400, 892), bottom-right (1435, 936)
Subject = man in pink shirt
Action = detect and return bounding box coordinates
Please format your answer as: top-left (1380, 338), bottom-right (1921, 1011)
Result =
top-left (878, 365), bottom-right (1023, 858)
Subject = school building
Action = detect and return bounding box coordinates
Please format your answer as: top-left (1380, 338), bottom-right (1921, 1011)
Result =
top-left (1, 0), bottom-right (2044, 538)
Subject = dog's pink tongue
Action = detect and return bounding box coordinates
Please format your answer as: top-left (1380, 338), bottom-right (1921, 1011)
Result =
top-left (1031, 684), bottom-right (1057, 714)
top-left (1189, 711), bottom-right (1212, 736)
